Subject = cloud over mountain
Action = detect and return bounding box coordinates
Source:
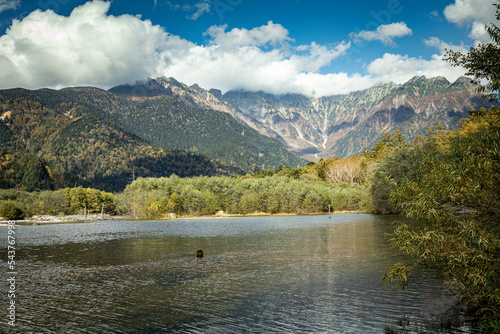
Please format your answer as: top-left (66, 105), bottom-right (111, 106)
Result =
top-left (0, 0), bottom-right (166, 88)
top-left (0, 0), bottom-right (467, 96)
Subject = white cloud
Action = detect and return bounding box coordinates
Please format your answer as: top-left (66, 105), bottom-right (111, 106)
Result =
top-left (350, 22), bottom-right (412, 46)
top-left (165, 0), bottom-right (213, 20)
top-left (0, 0), bottom-right (467, 97)
top-left (155, 33), bottom-right (352, 96)
top-left (469, 22), bottom-right (491, 44)
top-left (0, 0), bottom-right (168, 89)
top-left (204, 21), bottom-right (292, 50)
top-left (188, 0), bottom-right (211, 20)
top-left (429, 10), bottom-right (441, 21)
top-left (444, 0), bottom-right (499, 44)
top-left (423, 36), bottom-right (468, 53)
top-left (444, 0), bottom-right (496, 25)
top-left (366, 52), bottom-right (466, 84)
top-left (0, 0), bottom-right (19, 13)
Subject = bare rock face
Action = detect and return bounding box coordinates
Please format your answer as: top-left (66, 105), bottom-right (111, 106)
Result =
top-left (220, 76), bottom-right (496, 160)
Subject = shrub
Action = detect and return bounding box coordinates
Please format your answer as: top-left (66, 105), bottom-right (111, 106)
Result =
top-left (0, 200), bottom-right (25, 220)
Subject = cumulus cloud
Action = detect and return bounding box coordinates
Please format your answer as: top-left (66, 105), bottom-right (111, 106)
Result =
top-left (469, 22), bottom-right (491, 44)
top-left (204, 21), bottom-right (292, 49)
top-left (0, 0), bottom-right (19, 13)
top-left (444, 0), bottom-right (496, 25)
top-left (444, 0), bottom-right (499, 43)
top-left (423, 36), bottom-right (468, 53)
top-left (0, 0), bottom-right (466, 96)
top-left (350, 22), bottom-right (412, 47)
top-left (155, 30), bottom-right (352, 95)
top-left (0, 0), bottom-right (168, 88)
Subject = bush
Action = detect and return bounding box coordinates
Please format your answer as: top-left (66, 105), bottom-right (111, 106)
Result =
top-left (0, 200), bottom-right (26, 220)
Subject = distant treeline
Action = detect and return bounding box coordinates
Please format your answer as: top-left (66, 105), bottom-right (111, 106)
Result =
top-left (117, 174), bottom-right (370, 219)
top-left (0, 187), bottom-right (115, 220)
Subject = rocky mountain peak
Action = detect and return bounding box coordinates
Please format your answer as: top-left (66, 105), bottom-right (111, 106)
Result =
top-left (429, 76), bottom-right (450, 86)
top-left (448, 76), bottom-right (476, 89)
top-left (406, 75), bottom-right (427, 85)
top-left (108, 77), bottom-right (170, 98)
top-left (209, 88), bottom-right (223, 99)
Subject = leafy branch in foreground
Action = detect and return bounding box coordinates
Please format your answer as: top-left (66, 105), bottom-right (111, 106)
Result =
top-left (381, 107), bottom-right (500, 332)
top-left (445, 1), bottom-right (500, 102)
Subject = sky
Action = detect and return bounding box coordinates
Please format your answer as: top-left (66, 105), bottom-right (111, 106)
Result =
top-left (0, 0), bottom-right (497, 96)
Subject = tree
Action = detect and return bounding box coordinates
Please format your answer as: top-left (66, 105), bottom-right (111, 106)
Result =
top-left (362, 130), bottom-right (409, 160)
top-left (324, 157), bottom-right (365, 184)
top-left (383, 107), bottom-right (500, 331)
top-left (445, 1), bottom-right (500, 101)
top-left (166, 192), bottom-right (182, 214)
top-left (142, 196), bottom-right (169, 219)
top-left (0, 200), bottom-right (25, 220)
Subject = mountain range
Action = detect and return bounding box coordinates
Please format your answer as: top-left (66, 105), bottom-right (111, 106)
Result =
top-left (0, 74), bottom-right (496, 192)
top-left (125, 75), bottom-right (496, 161)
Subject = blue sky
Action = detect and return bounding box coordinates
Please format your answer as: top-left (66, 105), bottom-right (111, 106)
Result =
top-left (0, 0), bottom-right (497, 96)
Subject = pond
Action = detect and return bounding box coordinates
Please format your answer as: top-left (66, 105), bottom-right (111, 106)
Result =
top-left (1, 214), bottom-right (474, 333)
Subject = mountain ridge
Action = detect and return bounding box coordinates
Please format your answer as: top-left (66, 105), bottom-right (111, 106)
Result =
top-left (135, 75), bottom-right (495, 160)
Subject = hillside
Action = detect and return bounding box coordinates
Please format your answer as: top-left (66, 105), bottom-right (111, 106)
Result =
top-left (1, 75), bottom-right (494, 192)
top-left (0, 88), bottom-right (242, 192)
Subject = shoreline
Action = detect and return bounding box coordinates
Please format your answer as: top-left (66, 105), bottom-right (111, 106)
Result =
top-left (0, 214), bottom-right (120, 226)
top-left (0, 210), bottom-right (365, 225)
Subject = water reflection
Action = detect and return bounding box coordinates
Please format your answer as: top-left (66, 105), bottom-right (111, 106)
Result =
top-left (0, 214), bottom-right (469, 333)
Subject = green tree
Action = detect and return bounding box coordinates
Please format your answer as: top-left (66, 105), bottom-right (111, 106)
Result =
top-left (445, 1), bottom-right (500, 101)
top-left (0, 200), bottom-right (25, 220)
top-left (362, 130), bottom-right (409, 160)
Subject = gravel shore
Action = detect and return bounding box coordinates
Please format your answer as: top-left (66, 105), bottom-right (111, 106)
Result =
top-left (1, 214), bottom-right (115, 225)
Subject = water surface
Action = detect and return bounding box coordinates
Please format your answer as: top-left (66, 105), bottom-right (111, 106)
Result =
top-left (1, 214), bottom-right (466, 333)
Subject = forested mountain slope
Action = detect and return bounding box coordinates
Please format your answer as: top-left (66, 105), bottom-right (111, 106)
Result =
top-left (0, 88), bottom-right (242, 192)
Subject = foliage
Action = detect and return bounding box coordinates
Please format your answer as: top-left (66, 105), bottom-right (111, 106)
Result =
top-left (63, 87), bottom-right (306, 173)
top-left (324, 155), bottom-right (368, 184)
top-left (0, 150), bottom-right (64, 192)
top-left (0, 187), bottom-right (116, 218)
top-left (62, 187), bottom-right (115, 214)
top-left (0, 200), bottom-right (26, 220)
top-left (362, 130), bottom-right (409, 160)
top-left (445, 1), bottom-right (500, 101)
top-left (118, 174), bottom-right (371, 219)
top-left (379, 107), bottom-right (500, 331)
top-left (37, 190), bottom-right (71, 215)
